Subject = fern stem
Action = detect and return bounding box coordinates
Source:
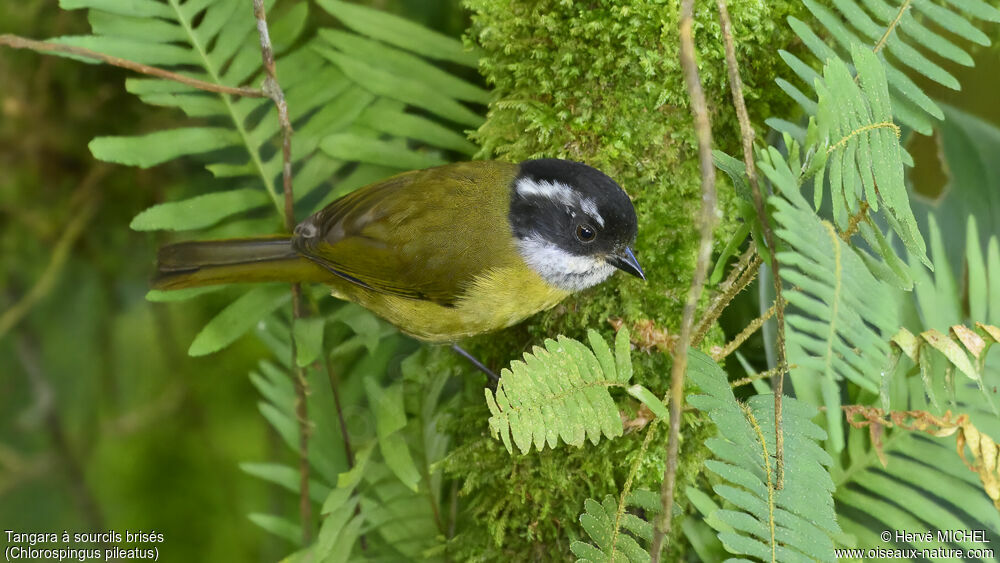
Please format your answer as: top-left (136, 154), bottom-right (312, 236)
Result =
top-left (692, 247), bottom-right (761, 347)
top-left (650, 2), bottom-right (718, 559)
top-left (716, 0), bottom-right (788, 489)
top-left (873, 0), bottom-right (912, 54)
top-left (827, 122), bottom-right (901, 154)
top-left (288, 315), bottom-right (312, 543)
top-left (165, 0), bottom-right (284, 218)
top-left (253, 0), bottom-right (296, 231)
top-left (730, 364), bottom-right (792, 389)
top-left (821, 220), bottom-right (845, 413)
top-left (0, 34), bottom-right (265, 99)
top-left (609, 420), bottom-right (661, 560)
top-left (253, 0), bottom-right (311, 543)
top-left (714, 300), bottom-right (779, 362)
top-left (740, 403), bottom-right (777, 563)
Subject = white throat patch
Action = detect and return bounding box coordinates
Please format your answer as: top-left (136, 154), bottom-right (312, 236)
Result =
top-left (516, 235), bottom-right (615, 292)
top-left (515, 178), bottom-right (605, 227)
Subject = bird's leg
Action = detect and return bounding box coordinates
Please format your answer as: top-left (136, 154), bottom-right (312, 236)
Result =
top-left (450, 343), bottom-right (499, 382)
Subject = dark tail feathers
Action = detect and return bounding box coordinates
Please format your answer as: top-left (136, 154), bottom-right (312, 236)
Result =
top-left (153, 236), bottom-right (329, 289)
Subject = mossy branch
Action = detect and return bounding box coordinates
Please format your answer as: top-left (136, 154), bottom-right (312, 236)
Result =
top-left (252, 0), bottom-right (310, 542)
top-left (650, 0), bottom-right (718, 558)
top-left (716, 0), bottom-right (788, 489)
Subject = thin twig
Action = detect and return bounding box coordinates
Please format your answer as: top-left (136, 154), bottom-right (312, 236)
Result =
top-left (322, 355), bottom-right (355, 468)
top-left (252, 0), bottom-right (311, 543)
top-left (716, 0), bottom-right (787, 488)
top-left (731, 365), bottom-right (791, 389)
top-left (0, 34), bottom-right (264, 98)
top-left (320, 352), bottom-right (367, 550)
top-left (0, 166), bottom-right (107, 340)
top-left (649, 3), bottom-right (718, 559)
top-left (740, 403), bottom-right (777, 563)
top-left (713, 300), bottom-right (779, 362)
top-left (873, 0), bottom-right (912, 54)
top-left (288, 287), bottom-right (312, 544)
top-left (692, 248), bottom-right (761, 346)
top-left (609, 421), bottom-right (661, 560)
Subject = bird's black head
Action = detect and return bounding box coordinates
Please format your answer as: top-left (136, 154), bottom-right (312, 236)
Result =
top-left (509, 158), bottom-right (643, 291)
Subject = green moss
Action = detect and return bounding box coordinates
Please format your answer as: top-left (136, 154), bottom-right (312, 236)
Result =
top-left (446, 0), bottom-right (807, 559)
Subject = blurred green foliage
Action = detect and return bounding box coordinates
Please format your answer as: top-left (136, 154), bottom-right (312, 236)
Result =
top-left (0, 1), bottom-right (462, 560)
top-left (0, 4), bottom-right (283, 560)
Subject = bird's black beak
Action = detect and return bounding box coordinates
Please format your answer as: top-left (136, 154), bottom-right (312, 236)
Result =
top-left (608, 247), bottom-right (645, 280)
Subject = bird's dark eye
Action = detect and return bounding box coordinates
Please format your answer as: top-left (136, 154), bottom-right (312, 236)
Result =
top-left (575, 224), bottom-right (597, 243)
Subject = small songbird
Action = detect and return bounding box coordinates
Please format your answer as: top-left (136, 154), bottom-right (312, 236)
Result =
top-left (154, 158), bottom-right (644, 342)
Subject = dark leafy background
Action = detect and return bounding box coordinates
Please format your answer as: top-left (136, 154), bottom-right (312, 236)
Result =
top-left (0, 1), bottom-right (464, 560)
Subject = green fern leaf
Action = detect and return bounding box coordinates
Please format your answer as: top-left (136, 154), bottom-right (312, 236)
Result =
top-left (840, 214), bottom-right (1000, 553)
top-left (317, 28), bottom-right (489, 104)
top-left (319, 133), bottom-right (447, 170)
top-left (309, 491), bottom-right (364, 562)
top-left (571, 490), bottom-right (661, 562)
top-left (188, 284), bottom-right (290, 356)
top-left (833, 430), bottom-right (1000, 558)
top-left (248, 314), bottom-right (439, 559)
top-left (764, 159), bottom-right (899, 452)
top-left (59, 0), bottom-right (485, 357)
top-left (314, 47), bottom-right (483, 127)
top-left (239, 462), bottom-right (330, 504)
top-left (248, 513), bottom-right (300, 545)
top-left (784, 0), bottom-right (997, 135)
top-left (315, 0), bottom-right (479, 66)
top-left (486, 328), bottom-right (646, 454)
top-left (686, 350), bottom-right (840, 562)
top-left (816, 45), bottom-right (927, 265)
top-left (365, 377), bottom-right (422, 492)
top-left (129, 188), bottom-right (269, 231)
top-left (280, 487), bottom-right (365, 562)
top-left (57, 0), bottom-right (315, 214)
top-left (891, 214), bottom-right (1000, 415)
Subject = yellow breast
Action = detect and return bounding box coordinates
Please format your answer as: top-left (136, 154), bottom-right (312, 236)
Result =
top-left (332, 265), bottom-right (570, 342)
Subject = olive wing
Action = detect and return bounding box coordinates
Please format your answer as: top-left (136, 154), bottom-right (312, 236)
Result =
top-left (294, 161), bottom-right (519, 306)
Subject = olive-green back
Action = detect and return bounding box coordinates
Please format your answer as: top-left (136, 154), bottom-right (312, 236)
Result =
top-left (296, 161), bottom-right (521, 306)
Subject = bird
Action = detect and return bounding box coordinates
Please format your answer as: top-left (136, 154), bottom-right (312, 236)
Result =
top-left (153, 158), bottom-right (644, 343)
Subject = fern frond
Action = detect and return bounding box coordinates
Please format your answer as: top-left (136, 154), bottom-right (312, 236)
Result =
top-left (570, 489), bottom-right (661, 563)
top-left (486, 328), bottom-right (651, 455)
top-left (833, 426), bottom-right (1000, 556)
top-left (816, 45), bottom-right (927, 264)
top-left (60, 1), bottom-right (486, 356)
top-left (248, 314), bottom-right (453, 558)
top-left (832, 211), bottom-right (1000, 552)
top-left (60, 0), bottom-right (483, 230)
top-left (686, 350), bottom-right (840, 562)
top-left (779, 0), bottom-right (1000, 136)
top-left (957, 419), bottom-right (1000, 511)
top-left (895, 323), bottom-right (1000, 414)
top-left (56, 0), bottom-right (316, 216)
top-left (884, 214), bottom-right (1000, 416)
top-left (762, 149), bottom-right (899, 452)
top-left (281, 477), bottom-right (366, 561)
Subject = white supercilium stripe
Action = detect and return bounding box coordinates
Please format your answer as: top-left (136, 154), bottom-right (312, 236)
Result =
top-left (515, 178), bottom-right (605, 227)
